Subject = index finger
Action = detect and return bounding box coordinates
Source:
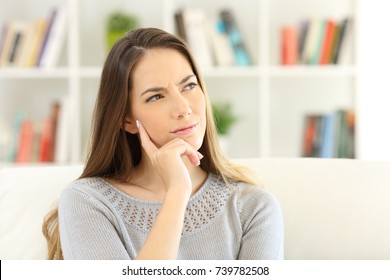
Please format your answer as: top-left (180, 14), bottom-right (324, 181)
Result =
top-left (136, 120), bottom-right (158, 157)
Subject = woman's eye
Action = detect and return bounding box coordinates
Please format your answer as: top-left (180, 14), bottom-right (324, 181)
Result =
top-left (146, 94), bottom-right (163, 103)
top-left (183, 82), bottom-right (197, 91)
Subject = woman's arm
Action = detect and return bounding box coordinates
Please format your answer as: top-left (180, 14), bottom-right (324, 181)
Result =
top-left (238, 187), bottom-right (284, 260)
top-left (134, 121), bottom-right (202, 259)
top-left (59, 187), bottom-right (131, 259)
top-left (134, 188), bottom-right (189, 259)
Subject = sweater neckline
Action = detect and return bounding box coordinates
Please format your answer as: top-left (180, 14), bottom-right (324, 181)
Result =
top-left (88, 173), bottom-right (237, 235)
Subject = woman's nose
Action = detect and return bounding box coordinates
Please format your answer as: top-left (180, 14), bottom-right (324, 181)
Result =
top-left (170, 90), bottom-right (192, 119)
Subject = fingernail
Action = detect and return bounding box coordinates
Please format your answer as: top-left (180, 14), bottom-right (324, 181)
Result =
top-left (197, 151), bottom-right (204, 160)
top-left (136, 120), bottom-right (140, 129)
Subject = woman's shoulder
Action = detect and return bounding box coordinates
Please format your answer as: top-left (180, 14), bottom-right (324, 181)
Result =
top-left (205, 173), bottom-right (278, 208)
top-left (233, 180), bottom-right (282, 216)
top-left (59, 177), bottom-right (113, 204)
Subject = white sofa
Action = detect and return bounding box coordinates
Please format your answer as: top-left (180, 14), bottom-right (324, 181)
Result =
top-left (1, 158), bottom-right (389, 260)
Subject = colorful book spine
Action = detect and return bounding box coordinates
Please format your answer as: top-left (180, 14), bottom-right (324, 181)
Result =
top-left (302, 109), bottom-right (355, 158)
top-left (281, 25), bottom-right (298, 65)
top-left (220, 9), bottom-right (251, 66)
top-left (283, 16), bottom-right (351, 65)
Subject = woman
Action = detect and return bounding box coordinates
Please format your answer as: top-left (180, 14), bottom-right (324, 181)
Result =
top-left (43, 27), bottom-right (283, 260)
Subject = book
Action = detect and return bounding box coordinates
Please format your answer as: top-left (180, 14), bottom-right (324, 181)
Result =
top-left (335, 110), bottom-right (349, 157)
top-left (209, 20), bottom-right (235, 66)
top-left (0, 22), bottom-right (14, 67)
top-left (30, 121), bottom-right (43, 162)
top-left (332, 18), bottom-right (350, 64)
top-left (298, 20), bottom-right (309, 63)
top-left (174, 10), bottom-right (187, 42)
top-left (219, 9), bottom-right (251, 66)
top-left (16, 120), bottom-right (34, 163)
top-left (8, 31), bottom-right (23, 65)
top-left (36, 8), bottom-right (58, 67)
top-left (302, 18), bottom-right (324, 64)
top-left (319, 113), bottom-right (336, 158)
top-left (54, 97), bottom-right (69, 163)
top-left (7, 21), bottom-right (32, 67)
top-left (27, 18), bottom-right (48, 67)
top-left (8, 111), bottom-right (24, 162)
top-left (319, 19), bottom-right (336, 64)
top-left (38, 6), bottom-right (67, 68)
top-left (345, 110), bottom-right (355, 158)
top-left (48, 101), bottom-right (61, 161)
top-left (311, 19), bottom-right (326, 64)
top-left (17, 22), bottom-right (37, 67)
top-left (281, 25), bottom-right (298, 65)
top-left (302, 114), bottom-right (317, 157)
top-left (311, 115), bottom-right (323, 157)
top-left (328, 23), bottom-right (340, 64)
top-left (0, 23), bottom-right (8, 59)
top-left (302, 110), bottom-right (355, 158)
top-left (180, 8), bottom-right (214, 68)
top-left (39, 116), bottom-right (55, 162)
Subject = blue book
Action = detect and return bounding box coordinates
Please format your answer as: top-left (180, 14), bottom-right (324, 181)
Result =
top-left (320, 113), bottom-right (335, 158)
top-left (220, 9), bottom-right (251, 66)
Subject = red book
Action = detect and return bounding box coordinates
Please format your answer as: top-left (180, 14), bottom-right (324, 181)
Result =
top-left (281, 25), bottom-right (298, 65)
top-left (302, 115), bottom-right (316, 157)
top-left (16, 120), bottom-right (33, 163)
top-left (48, 102), bottom-right (61, 161)
top-left (39, 117), bottom-right (53, 162)
top-left (319, 19), bottom-right (336, 64)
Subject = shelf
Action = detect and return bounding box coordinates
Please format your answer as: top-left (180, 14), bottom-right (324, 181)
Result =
top-left (76, 66), bottom-right (263, 79)
top-left (0, 68), bottom-right (71, 79)
top-left (0, 65), bottom-right (357, 79)
top-left (269, 65), bottom-right (357, 77)
top-left (201, 66), bottom-right (263, 78)
top-left (79, 67), bottom-right (102, 79)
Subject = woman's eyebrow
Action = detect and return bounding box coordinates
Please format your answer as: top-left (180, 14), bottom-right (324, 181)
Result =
top-left (177, 74), bottom-right (196, 85)
top-left (139, 74), bottom-right (196, 97)
top-left (140, 86), bottom-right (165, 97)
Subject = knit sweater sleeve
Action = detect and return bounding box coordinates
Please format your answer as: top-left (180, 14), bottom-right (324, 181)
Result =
top-left (237, 184), bottom-right (284, 260)
top-left (58, 184), bottom-right (131, 260)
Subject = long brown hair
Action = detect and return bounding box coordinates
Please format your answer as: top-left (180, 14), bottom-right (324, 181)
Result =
top-left (42, 28), bottom-right (258, 259)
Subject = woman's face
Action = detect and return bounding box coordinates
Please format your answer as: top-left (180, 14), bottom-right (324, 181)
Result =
top-left (126, 48), bottom-right (206, 151)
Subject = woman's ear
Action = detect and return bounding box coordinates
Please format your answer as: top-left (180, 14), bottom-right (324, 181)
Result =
top-left (123, 117), bottom-right (138, 134)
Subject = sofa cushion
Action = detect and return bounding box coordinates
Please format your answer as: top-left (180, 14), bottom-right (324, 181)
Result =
top-left (234, 158), bottom-right (390, 259)
top-left (0, 165), bottom-right (83, 259)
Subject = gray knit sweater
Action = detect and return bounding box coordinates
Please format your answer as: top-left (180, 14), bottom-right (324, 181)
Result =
top-left (58, 173), bottom-right (284, 260)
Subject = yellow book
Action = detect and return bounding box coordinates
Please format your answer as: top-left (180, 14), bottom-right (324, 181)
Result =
top-left (26, 19), bottom-right (48, 67)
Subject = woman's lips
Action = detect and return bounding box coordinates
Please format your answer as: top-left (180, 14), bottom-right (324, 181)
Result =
top-left (172, 123), bottom-right (197, 135)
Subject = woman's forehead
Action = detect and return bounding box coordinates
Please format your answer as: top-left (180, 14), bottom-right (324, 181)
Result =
top-left (131, 49), bottom-right (194, 90)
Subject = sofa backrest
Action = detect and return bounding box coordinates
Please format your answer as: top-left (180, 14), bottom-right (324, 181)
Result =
top-left (1, 158), bottom-right (390, 259)
top-left (234, 158), bottom-right (390, 259)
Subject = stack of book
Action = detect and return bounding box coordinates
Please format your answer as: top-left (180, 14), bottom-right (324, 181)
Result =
top-left (302, 109), bottom-right (355, 158)
top-left (174, 8), bottom-right (251, 68)
top-left (281, 17), bottom-right (351, 65)
top-left (3, 98), bottom-right (70, 164)
top-left (0, 6), bottom-right (67, 69)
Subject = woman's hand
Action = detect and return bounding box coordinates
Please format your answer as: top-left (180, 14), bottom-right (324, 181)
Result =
top-left (134, 121), bottom-right (203, 259)
top-left (137, 120), bottom-right (203, 196)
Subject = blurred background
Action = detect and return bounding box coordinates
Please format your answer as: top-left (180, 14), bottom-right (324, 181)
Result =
top-left (0, 0), bottom-right (389, 165)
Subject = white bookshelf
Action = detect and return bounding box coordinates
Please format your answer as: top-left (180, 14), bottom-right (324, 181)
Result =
top-left (1, 0), bottom-right (389, 164)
